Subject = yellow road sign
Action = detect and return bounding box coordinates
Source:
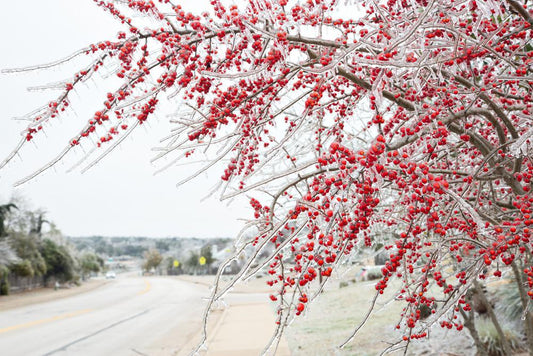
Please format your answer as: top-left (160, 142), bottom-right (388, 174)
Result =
top-left (173, 260), bottom-right (180, 268)
top-left (199, 256), bottom-right (206, 266)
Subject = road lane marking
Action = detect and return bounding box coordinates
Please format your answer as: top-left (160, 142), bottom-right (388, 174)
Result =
top-left (0, 309), bottom-right (93, 334)
top-left (138, 279), bottom-right (151, 295)
top-left (2, 279), bottom-right (150, 337)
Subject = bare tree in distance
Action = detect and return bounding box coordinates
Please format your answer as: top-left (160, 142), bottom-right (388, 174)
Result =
top-left (1, 0), bottom-right (533, 354)
top-left (143, 248), bottom-right (163, 273)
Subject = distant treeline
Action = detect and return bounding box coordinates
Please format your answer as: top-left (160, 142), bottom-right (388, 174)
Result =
top-left (69, 236), bottom-right (232, 259)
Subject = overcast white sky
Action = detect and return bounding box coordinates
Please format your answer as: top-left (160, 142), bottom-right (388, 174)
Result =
top-left (0, 1), bottom-right (250, 238)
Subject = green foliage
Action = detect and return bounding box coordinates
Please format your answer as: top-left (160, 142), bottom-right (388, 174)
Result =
top-left (200, 245), bottom-right (214, 266)
top-left (185, 251), bottom-right (201, 274)
top-left (118, 244), bottom-right (145, 257)
top-left (143, 248), bottom-right (163, 272)
top-left (0, 280), bottom-right (8, 295)
top-left (8, 232), bottom-right (46, 276)
top-left (0, 266), bottom-right (9, 295)
top-left (187, 251), bottom-right (200, 268)
top-left (9, 259), bottom-right (34, 277)
top-left (475, 317), bottom-right (523, 356)
top-left (40, 239), bottom-right (75, 282)
top-left (165, 256), bottom-right (174, 270)
top-left (418, 303), bottom-right (435, 320)
top-left (0, 196), bottom-right (81, 291)
top-left (494, 280), bottom-right (522, 321)
top-left (164, 256), bottom-right (181, 275)
top-left (96, 255), bottom-right (104, 268)
top-left (95, 240), bottom-right (115, 256)
top-left (155, 240), bottom-right (170, 252)
top-left (79, 253), bottom-right (102, 278)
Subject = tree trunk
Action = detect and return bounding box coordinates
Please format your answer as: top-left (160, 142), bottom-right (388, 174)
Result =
top-left (473, 280), bottom-right (512, 356)
top-left (459, 307), bottom-right (488, 356)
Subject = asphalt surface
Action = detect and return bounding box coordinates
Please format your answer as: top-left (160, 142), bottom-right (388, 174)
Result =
top-left (0, 275), bottom-right (209, 356)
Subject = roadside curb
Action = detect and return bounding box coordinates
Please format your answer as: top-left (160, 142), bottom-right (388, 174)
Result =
top-left (175, 306), bottom-right (228, 356)
top-left (208, 306), bottom-right (230, 344)
top-left (174, 275), bottom-right (272, 294)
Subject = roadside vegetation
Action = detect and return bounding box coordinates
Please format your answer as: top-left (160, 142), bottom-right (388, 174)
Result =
top-left (0, 196), bottom-right (104, 295)
top-left (144, 243), bottom-right (219, 275)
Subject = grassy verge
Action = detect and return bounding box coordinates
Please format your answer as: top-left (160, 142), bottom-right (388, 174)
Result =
top-left (285, 278), bottom-right (405, 356)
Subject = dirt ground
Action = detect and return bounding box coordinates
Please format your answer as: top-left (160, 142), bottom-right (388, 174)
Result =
top-left (0, 279), bottom-right (110, 311)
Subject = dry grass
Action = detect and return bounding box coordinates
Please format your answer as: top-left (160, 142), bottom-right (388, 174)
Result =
top-left (283, 272), bottom-right (492, 356)
top-left (285, 278), bottom-right (406, 356)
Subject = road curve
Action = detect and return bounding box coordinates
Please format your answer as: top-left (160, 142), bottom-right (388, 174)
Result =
top-left (0, 275), bottom-right (209, 356)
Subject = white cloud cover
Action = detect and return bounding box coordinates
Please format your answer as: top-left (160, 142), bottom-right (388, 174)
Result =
top-left (0, 1), bottom-right (249, 238)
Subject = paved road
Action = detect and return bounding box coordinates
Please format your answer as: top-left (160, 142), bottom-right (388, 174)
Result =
top-left (0, 275), bottom-right (209, 356)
